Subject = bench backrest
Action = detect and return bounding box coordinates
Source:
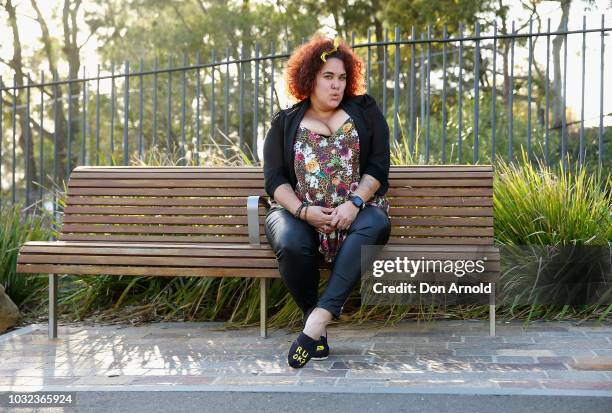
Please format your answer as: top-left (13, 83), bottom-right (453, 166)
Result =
top-left (62, 165), bottom-right (493, 246)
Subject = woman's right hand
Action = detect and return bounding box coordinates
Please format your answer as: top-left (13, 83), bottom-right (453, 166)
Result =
top-left (305, 206), bottom-right (336, 234)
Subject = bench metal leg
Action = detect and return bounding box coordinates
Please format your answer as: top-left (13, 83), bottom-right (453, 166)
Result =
top-left (49, 274), bottom-right (58, 339)
top-left (260, 278), bottom-right (268, 338)
top-left (489, 282), bottom-right (496, 337)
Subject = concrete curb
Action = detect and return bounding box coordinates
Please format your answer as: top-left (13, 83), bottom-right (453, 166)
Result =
top-left (0, 384), bottom-right (611, 398)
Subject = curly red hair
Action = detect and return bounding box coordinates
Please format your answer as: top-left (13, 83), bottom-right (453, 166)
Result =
top-left (285, 34), bottom-right (365, 102)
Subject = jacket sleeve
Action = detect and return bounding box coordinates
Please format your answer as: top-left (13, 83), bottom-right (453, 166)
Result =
top-left (263, 111), bottom-right (291, 199)
top-left (363, 103), bottom-right (390, 196)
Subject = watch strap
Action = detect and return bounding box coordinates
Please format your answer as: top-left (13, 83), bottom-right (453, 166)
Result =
top-left (349, 194), bottom-right (366, 210)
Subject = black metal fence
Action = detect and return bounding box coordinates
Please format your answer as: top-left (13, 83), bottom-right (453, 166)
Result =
top-left (1, 16), bottom-right (610, 211)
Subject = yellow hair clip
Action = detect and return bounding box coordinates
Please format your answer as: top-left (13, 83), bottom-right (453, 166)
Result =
top-left (320, 38), bottom-right (340, 62)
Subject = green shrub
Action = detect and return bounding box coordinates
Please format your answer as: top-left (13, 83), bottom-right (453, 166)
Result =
top-left (0, 204), bottom-right (54, 307)
top-left (494, 154), bottom-right (611, 246)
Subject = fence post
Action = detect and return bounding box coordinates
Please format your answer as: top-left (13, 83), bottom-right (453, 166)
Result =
top-left (473, 22), bottom-right (480, 164)
top-left (0, 75), bottom-right (3, 209)
top-left (123, 60), bottom-right (130, 166)
top-left (393, 27), bottom-right (400, 143)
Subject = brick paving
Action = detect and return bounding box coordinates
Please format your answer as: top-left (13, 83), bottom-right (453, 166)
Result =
top-left (0, 320), bottom-right (611, 393)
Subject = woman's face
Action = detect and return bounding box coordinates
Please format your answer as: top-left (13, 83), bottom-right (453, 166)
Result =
top-left (311, 57), bottom-right (347, 110)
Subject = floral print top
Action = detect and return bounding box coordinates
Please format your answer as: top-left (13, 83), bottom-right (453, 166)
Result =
top-left (270, 117), bottom-right (389, 263)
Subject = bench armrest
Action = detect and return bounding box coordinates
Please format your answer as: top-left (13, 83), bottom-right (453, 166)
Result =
top-left (247, 195), bottom-right (267, 245)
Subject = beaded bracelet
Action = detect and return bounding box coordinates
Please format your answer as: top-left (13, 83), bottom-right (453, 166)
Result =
top-left (294, 201), bottom-right (307, 220)
top-left (294, 205), bottom-right (303, 219)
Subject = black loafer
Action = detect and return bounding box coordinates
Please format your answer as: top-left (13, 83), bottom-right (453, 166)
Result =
top-left (311, 334), bottom-right (329, 360)
top-left (288, 332), bottom-right (317, 368)
top-left (303, 307), bottom-right (330, 360)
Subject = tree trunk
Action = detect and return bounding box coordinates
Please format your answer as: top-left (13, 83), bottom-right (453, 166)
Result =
top-left (551, 0), bottom-right (570, 130)
top-left (63, 0), bottom-right (82, 172)
top-left (5, 0), bottom-right (37, 205)
top-left (240, 0), bottom-right (256, 163)
top-left (30, 0), bottom-right (68, 184)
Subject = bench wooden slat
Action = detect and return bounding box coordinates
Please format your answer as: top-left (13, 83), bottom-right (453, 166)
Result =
top-left (61, 224), bottom-right (255, 235)
top-left (390, 227), bottom-right (493, 237)
top-left (62, 215), bottom-right (258, 225)
top-left (63, 206), bottom-right (266, 215)
top-left (18, 255), bottom-right (280, 268)
top-left (391, 207), bottom-right (493, 216)
top-left (63, 205), bottom-right (492, 217)
top-left (67, 187), bottom-right (492, 197)
top-left (21, 241), bottom-right (267, 249)
top-left (71, 172), bottom-right (268, 179)
top-left (74, 165), bottom-right (493, 172)
top-left (67, 187), bottom-right (264, 196)
top-left (22, 240), bottom-right (499, 253)
top-left (73, 166), bottom-right (263, 171)
top-left (387, 198), bottom-right (492, 207)
top-left (18, 265), bottom-right (497, 284)
top-left (391, 217), bottom-right (493, 226)
top-left (67, 178), bottom-right (493, 188)
top-left (391, 179), bottom-right (492, 187)
top-left (20, 247), bottom-right (498, 261)
top-left (387, 237), bottom-right (493, 245)
top-left (62, 206), bottom-right (492, 217)
top-left (17, 264), bottom-right (280, 278)
top-left (370, 253), bottom-right (499, 261)
top-left (55, 233), bottom-right (493, 245)
top-left (387, 188), bottom-right (493, 197)
top-left (62, 215), bottom-right (491, 227)
top-left (65, 196), bottom-right (492, 208)
top-left (16, 263), bottom-right (500, 277)
top-left (69, 171), bottom-right (493, 180)
top-left (69, 179), bottom-right (271, 188)
top-left (371, 245), bottom-right (499, 253)
top-left (58, 234), bottom-right (267, 243)
top-left (20, 246), bottom-right (277, 258)
top-left (65, 197), bottom-right (254, 207)
top-left (61, 224), bottom-right (492, 236)
top-left (19, 256), bottom-right (501, 272)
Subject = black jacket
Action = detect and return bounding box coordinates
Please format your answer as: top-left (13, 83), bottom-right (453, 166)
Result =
top-left (263, 93), bottom-right (390, 200)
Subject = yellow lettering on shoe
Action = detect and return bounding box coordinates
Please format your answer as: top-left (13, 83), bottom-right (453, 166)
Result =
top-left (292, 354), bottom-right (307, 365)
top-left (291, 344), bottom-right (310, 366)
top-left (316, 345), bottom-right (325, 351)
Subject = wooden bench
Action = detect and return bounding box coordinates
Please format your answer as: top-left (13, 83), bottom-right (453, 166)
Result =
top-left (16, 165), bottom-right (499, 339)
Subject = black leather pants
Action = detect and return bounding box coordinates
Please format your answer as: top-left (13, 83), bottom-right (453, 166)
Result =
top-left (264, 205), bottom-right (391, 320)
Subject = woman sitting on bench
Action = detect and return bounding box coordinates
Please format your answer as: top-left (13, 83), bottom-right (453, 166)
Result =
top-left (262, 34), bottom-right (392, 368)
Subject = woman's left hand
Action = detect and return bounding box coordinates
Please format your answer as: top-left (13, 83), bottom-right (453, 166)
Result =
top-left (330, 201), bottom-right (359, 231)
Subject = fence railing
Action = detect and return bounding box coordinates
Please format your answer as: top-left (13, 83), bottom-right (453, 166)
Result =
top-left (1, 16), bottom-right (610, 211)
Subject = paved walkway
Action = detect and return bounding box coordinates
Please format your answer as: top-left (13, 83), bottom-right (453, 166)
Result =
top-left (0, 320), bottom-right (611, 397)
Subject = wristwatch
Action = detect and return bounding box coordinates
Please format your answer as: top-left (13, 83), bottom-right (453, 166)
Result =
top-left (348, 194), bottom-right (366, 210)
